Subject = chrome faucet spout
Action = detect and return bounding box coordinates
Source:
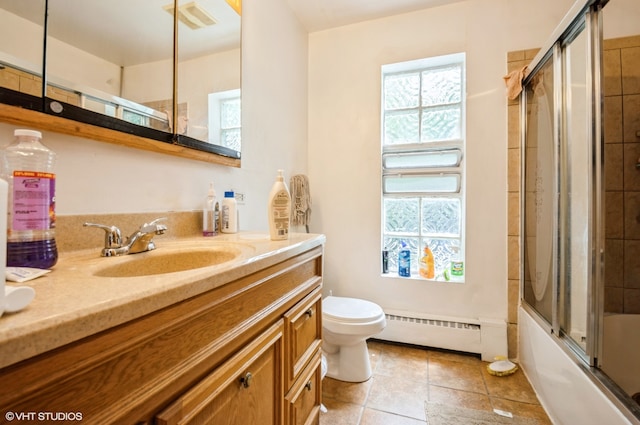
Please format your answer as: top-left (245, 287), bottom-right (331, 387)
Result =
top-left (126, 218), bottom-right (168, 254)
top-left (84, 218), bottom-right (167, 257)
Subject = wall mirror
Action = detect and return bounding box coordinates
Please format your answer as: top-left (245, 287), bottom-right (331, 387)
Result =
top-left (176, 0), bottom-right (241, 156)
top-left (0, 0), bottom-right (241, 165)
top-left (0, 0), bottom-right (46, 110)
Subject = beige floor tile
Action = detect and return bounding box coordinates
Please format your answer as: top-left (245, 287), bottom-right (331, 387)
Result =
top-left (320, 398), bottom-right (364, 425)
top-left (428, 355), bottom-right (486, 394)
top-left (427, 348), bottom-right (482, 366)
top-left (481, 363), bottom-right (540, 404)
top-left (319, 340), bottom-right (551, 425)
top-left (375, 344), bottom-right (429, 382)
top-left (491, 397), bottom-right (553, 425)
top-left (323, 376), bottom-right (372, 405)
top-left (359, 408), bottom-right (427, 425)
top-left (365, 374), bottom-right (429, 421)
top-left (428, 385), bottom-right (493, 411)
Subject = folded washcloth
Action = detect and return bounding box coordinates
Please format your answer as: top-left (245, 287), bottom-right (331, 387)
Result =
top-left (503, 65), bottom-right (528, 100)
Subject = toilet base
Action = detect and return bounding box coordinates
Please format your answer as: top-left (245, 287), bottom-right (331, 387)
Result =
top-left (323, 340), bottom-right (372, 382)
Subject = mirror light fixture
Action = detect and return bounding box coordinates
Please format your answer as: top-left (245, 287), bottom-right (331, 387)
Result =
top-left (225, 0), bottom-right (241, 15)
top-left (163, 1), bottom-right (218, 30)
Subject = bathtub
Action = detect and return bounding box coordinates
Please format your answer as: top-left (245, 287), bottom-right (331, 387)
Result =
top-left (519, 307), bottom-right (634, 425)
top-left (602, 314), bottom-right (640, 399)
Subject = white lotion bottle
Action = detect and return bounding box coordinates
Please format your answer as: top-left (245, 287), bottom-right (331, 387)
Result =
top-left (268, 170), bottom-right (291, 240)
top-left (202, 182), bottom-right (219, 236)
top-left (221, 191), bottom-right (238, 233)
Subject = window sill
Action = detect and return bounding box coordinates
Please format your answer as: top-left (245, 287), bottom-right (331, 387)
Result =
top-left (381, 272), bottom-right (465, 283)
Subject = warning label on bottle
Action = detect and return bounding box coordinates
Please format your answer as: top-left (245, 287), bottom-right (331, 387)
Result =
top-left (12, 171), bottom-right (56, 231)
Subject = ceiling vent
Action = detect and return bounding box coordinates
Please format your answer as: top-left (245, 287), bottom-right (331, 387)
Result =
top-left (163, 2), bottom-right (217, 30)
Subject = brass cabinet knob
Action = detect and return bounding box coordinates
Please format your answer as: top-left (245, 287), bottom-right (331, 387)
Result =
top-left (240, 372), bottom-right (253, 388)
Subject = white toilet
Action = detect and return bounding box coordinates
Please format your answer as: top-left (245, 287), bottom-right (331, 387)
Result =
top-left (322, 295), bottom-right (386, 382)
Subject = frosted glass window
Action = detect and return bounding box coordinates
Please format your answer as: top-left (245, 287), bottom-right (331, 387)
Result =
top-left (421, 105), bottom-right (462, 141)
top-left (381, 53), bottom-right (465, 282)
top-left (384, 73), bottom-right (420, 110)
top-left (383, 149), bottom-right (462, 169)
top-left (421, 66), bottom-right (462, 106)
top-left (383, 174), bottom-right (460, 193)
top-left (384, 198), bottom-right (420, 233)
top-left (209, 89), bottom-right (241, 150)
top-left (422, 198), bottom-right (461, 235)
top-left (384, 110), bottom-right (420, 144)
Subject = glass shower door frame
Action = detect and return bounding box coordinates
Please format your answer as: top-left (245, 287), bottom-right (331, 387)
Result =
top-left (520, 0), bottom-right (605, 367)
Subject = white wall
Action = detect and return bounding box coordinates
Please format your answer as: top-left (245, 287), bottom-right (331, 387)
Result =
top-left (0, 0), bottom-right (308, 235)
top-left (307, 0), bottom-right (574, 323)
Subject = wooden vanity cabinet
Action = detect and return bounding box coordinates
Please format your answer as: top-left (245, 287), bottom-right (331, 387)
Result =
top-left (0, 245), bottom-right (323, 425)
top-left (156, 320), bottom-right (285, 425)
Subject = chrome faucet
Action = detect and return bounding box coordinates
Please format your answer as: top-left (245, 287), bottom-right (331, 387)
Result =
top-left (84, 218), bottom-right (167, 257)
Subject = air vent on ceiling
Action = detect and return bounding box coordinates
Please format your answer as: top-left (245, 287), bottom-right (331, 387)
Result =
top-left (163, 1), bottom-right (217, 30)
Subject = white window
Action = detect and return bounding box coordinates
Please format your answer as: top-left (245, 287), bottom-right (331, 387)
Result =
top-left (381, 53), bottom-right (465, 281)
top-left (208, 89), bottom-right (241, 151)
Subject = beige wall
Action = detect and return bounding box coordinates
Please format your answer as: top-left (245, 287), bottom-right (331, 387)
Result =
top-left (308, 0), bottom-right (574, 358)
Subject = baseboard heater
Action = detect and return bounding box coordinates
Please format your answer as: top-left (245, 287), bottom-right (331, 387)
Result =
top-left (376, 309), bottom-right (507, 361)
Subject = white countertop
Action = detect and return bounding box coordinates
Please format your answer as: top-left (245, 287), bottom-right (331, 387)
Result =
top-left (0, 232), bottom-right (325, 369)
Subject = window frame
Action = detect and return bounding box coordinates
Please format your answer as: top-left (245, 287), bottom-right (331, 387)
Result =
top-left (381, 52), bottom-right (466, 282)
top-left (208, 88), bottom-right (241, 150)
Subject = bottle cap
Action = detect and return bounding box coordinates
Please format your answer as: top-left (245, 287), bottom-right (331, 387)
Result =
top-left (208, 182), bottom-right (216, 196)
top-left (14, 129), bottom-right (42, 139)
top-left (224, 191), bottom-right (234, 198)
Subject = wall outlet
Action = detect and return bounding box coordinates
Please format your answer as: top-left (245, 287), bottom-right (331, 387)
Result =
top-left (235, 192), bottom-right (245, 204)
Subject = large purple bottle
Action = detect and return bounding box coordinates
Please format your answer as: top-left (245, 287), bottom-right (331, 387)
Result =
top-left (2, 129), bottom-right (57, 269)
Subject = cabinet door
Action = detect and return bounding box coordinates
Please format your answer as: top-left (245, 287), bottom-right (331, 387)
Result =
top-left (285, 350), bottom-right (321, 425)
top-left (284, 287), bottom-right (322, 387)
top-left (156, 321), bottom-right (284, 425)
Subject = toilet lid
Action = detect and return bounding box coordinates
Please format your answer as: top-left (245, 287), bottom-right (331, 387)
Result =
top-left (323, 296), bottom-right (384, 323)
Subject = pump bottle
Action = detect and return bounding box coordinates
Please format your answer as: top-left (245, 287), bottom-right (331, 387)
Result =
top-left (268, 169), bottom-right (291, 240)
top-left (203, 183), bottom-right (219, 236)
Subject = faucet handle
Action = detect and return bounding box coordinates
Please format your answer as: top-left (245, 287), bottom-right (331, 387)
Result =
top-left (140, 217), bottom-right (168, 234)
top-left (83, 222), bottom-right (123, 248)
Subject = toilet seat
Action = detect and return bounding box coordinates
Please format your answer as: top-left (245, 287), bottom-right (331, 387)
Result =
top-left (323, 296), bottom-right (384, 323)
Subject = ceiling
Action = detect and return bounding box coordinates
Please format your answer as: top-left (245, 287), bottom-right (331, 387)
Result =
top-left (0, 0), bottom-right (463, 67)
top-left (286, 0), bottom-right (466, 32)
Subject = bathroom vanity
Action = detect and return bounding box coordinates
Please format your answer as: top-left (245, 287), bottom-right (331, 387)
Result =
top-left (0, 233), bottom-right (324, 424)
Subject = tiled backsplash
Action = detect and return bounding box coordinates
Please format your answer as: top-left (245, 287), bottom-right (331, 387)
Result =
top-left (56, 211), bottom-right (202, 253)
top-left (603, 35), bottom-right (640, 314)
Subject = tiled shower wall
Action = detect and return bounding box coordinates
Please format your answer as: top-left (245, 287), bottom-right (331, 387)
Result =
top-left (506, 48), bottom-right (539, 360)
top-left (603, 35), bottom-right (640, 314)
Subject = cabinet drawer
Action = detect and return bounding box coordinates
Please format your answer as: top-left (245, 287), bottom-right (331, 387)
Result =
top-left (285, 349), bottom-right (321, 425)
top-left (156, 320), bottom-right (284, 425)
top-left (284, 287), bottom-right (322, 387)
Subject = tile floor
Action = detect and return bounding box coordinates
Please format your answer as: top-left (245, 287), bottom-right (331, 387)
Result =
top-left (320, 340), bottom-right (552, 425)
